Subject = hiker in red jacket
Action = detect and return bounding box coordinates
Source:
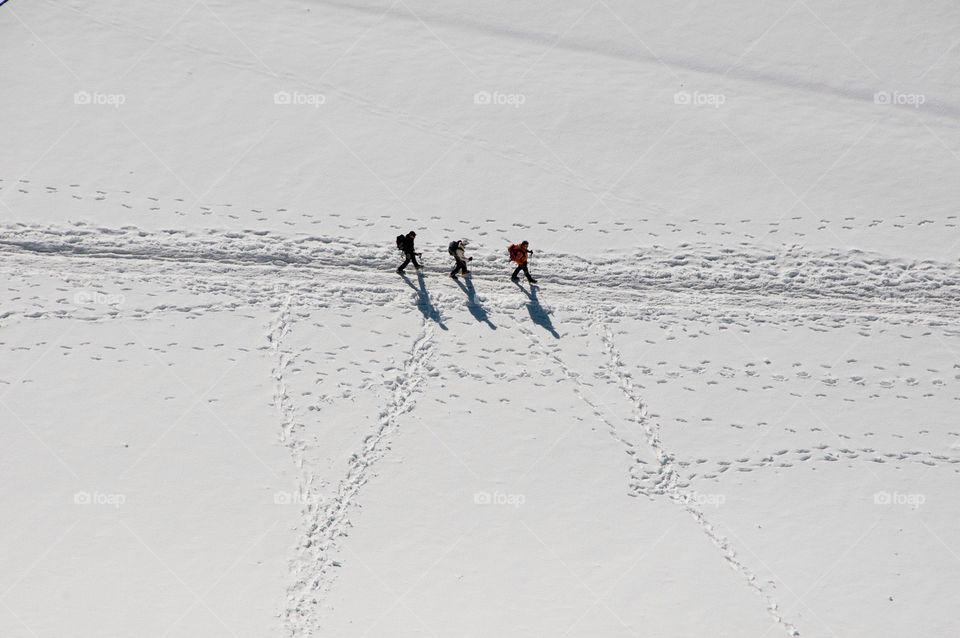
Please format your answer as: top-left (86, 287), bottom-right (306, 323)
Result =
top-left (508, 240), bottom-right (537, 284)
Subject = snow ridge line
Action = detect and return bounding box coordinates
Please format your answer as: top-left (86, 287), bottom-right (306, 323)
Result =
top-left (284, 325), bottom-right (435, 636)
top-left (596, 320), bottom-right (801, 637)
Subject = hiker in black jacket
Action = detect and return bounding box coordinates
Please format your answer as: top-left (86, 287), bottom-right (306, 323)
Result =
top-left (396, 231), bottom-right (421, 274)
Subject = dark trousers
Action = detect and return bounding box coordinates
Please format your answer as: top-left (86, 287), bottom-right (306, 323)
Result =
top-left (398, 252), bottom-right (420, 271)
top-left (451, 258), bottom-right (468, 276)
top-left (512, 262), bottom-right (533, 281)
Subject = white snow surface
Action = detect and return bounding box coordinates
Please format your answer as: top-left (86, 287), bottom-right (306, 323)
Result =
top-left (2, 0), bottom-right (960, 636)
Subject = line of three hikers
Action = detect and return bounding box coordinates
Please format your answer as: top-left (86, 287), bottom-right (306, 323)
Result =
top-left (395, 231), bottom-right (537, 284)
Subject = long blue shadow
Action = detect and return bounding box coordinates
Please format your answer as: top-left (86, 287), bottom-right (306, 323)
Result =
top-left (513, 280), bottom-right (558, 339)
top-left (453, 276), bottom-right (496, 330)
top-left (401, 271), bottom-right (448, 330)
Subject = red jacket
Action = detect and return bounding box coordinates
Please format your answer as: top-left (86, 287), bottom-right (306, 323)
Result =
top-left (509, 244), bottom-right (528, 265)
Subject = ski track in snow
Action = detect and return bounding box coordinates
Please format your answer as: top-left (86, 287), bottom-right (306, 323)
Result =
top-left (5, 222), bottom-right (960, 636)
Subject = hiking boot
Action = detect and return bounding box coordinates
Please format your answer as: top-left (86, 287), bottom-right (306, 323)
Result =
top-left (528, 278), bottom-right (538, 284)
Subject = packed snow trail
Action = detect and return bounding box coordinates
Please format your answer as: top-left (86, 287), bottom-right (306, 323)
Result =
top-left (3, 224), bottom-right (960, 327)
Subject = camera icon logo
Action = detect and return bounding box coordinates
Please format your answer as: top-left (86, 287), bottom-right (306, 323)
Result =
top-left (473, 91), bottom-right (492, 105)
top-left (473, 491), bottom-right (492, 505)
top-left (74, 91), bottom-right (92, 105)
top-left (274, 91), bottom-right (292, 105)
top-left (873, 91), bottom-right (891, 105)
top-left (673, 91), bottom-right (691, 105)
top-left (74, 491), bottom-right (92, 505)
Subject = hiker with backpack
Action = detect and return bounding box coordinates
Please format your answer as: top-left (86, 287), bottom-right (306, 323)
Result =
top-left (508, 240), bottom-right (537, 284)
top-left (396, 231), bottom-right (421, 274)
top-left (448, 239), bottom-right (472, 278)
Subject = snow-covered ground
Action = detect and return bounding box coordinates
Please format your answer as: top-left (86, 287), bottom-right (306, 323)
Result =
top-left (2, 1), bottom-right (960, 636)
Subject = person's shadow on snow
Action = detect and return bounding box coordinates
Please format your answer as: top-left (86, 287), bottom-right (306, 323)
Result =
top-left (453, 277), bottom-right (496, 330)
top-left (402, 271), bottom-right (448, 330)
top-left (513, 280), bottom-right (558, 339)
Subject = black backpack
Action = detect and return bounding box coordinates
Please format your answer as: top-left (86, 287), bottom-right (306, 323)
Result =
top-left (448, 241), bottom-right (458, 256)
top-left (396, 234), bottom-right (405, 251)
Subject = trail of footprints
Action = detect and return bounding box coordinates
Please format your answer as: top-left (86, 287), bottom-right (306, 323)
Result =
top-left (638, 357), bottom-right (960, 433)
top-left (606, 341), bottom-right (960, 490)
top-left (589, 317), bottom-right (800, 636)
top-left (512, 314), bottom-right (801, 633)
top-left (674, 444), bottom-right (960, 484)
top-left (274, 303), bottom-right (437, 635)
top-left (4, 176), bottom-right (959, 257)
top-left (5, 222), bottom-right (960, 337)
top-left (8, 0), bottom-right (959, 245)
top-left (4, 196), bottom-right (960, 635)
top-left (515, 322), bottom-right (640, 450)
